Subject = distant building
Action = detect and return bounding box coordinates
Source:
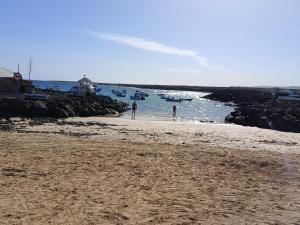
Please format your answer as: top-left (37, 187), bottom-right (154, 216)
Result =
top-left (71, 75), bottom-right (95, 96)
top-left (0, 67), bottom-right (17, 92)
top-left (0, 67), bottom-right (33, 93)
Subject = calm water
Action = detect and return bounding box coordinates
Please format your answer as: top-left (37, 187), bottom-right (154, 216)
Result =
top-left (33, 80), bottom-right (233, 123)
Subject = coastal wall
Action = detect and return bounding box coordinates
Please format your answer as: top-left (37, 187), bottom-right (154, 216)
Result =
top-left (98, 83), bottom-right (265, 93)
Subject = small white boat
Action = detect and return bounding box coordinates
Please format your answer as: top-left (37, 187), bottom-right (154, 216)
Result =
top-left (182, 98), bottom-right (193, 101)
top-left (166, 97), bottom-right (182, 102)
top-left (116, 92), bottom-right (126, 97)
top-left (274, 89), bottom-right (300, 102)
top-left (135, 90), bottom-right (148, 97)
top-left (130, 95), bottom-right (145, 100)
top-left (112, 90), bottom-right (126, 97)
top-left (278, 95), bottom-right (300, 101)
top-left (94, 86), bottom-right (101, 92)
top-left (112, 90), bottom-right (120, 94)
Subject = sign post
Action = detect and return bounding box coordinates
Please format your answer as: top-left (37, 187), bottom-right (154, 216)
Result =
top-left (14, 73), bottom-right (22, 100)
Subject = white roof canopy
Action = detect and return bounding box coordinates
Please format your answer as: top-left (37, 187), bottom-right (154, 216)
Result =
top-left (78, 75), bottom-right (93, 85)
top-left (0, 67), bottom-right (13, 78)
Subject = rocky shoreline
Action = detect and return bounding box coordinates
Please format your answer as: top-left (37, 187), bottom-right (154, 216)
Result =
top-left (204, 88), bottom-right (300, 133)
top-left (0, 90), bottom-right (127, 119)
top-left (1, 87), bottom-right (299, 133)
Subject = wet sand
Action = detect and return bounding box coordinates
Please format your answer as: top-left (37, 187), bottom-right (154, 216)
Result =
top-left (1, 117), bottom-right (300, 224)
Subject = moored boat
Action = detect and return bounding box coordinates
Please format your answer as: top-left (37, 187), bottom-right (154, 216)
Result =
top-left (182, 98), bottom-right (193, 101)
top-left (116, 92), bottom-right (126, 97)
top-left (166, 97), bottom-right (182, 102)
top-left (130, 95), bottom-right (145, 100)
top-left (94, 86), bottom-right (101, 92)
top-left (135, 90), bottom-right (148, 97)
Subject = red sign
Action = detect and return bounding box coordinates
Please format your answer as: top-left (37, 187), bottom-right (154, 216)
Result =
top-left (14, 73), bottom-right (22, 81)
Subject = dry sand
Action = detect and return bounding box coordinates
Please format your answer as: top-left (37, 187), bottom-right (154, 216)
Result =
top-left (1, 117), bottom-right (300, 224)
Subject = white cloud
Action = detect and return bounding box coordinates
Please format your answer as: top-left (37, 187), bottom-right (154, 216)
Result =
top-left (165, 68), bottom-right (200, 74)
top-left (85, 30), bottom-right (212, 69)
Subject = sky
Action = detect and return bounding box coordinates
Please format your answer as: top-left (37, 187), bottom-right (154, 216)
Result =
top-left (0, 0), bottom-right (299, 86)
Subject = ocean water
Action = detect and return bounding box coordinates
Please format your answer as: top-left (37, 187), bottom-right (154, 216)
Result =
top-left (33, 80), bottom-right (233, 123)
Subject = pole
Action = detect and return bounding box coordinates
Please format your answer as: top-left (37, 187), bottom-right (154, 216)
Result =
top-left (16, 80), bottom-right (19, 100)
top-left (28, 57), bottom-right (33, 81)
top-left (16, 64), bottom-right (20, 100)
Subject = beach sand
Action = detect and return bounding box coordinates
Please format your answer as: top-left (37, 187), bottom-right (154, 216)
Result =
top-left (1, 117), bottom-right (300, 224)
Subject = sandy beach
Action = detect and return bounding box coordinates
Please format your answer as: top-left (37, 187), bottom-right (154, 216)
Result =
top-left (1, 117), bottom-right (300, 224)
top-left (2, 0), bottom-right (300, 224)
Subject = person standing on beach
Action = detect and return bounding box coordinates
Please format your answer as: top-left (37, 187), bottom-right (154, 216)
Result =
top-left (132, 101), bottom-right (137, 119)
top-left (172, 104), bottom-right (177, 117)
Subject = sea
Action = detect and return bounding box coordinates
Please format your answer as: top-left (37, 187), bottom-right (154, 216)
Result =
top-left (32, 80), bottom-right (234, 123)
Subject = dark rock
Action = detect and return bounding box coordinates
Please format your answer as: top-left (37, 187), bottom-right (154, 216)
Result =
top-left (246, 107), bottom-right (261, 116)
top-left (225, 114), bottom-right (234, 122)
top-left (0, 119), bottom-right (14, 131)
top-left (63, 105), bottom-right (75, 117)
top-left (254, 116), bottom-right (270, 129)
top-left (56, 109), bottom-right (69, 118)
top-left (0, 91), bottom-right (127, 119)
top-left (105, 108), bottom-right (119, 115)
top-left (30, 101), bottom-right (48, 116)
top-left (208, 88), bottom-right (300, 133)
top-left (78, 107), bottom-right (90, 117)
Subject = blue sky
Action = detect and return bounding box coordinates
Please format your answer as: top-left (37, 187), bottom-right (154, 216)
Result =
top-left (0, 0), bottom-right (299, 86)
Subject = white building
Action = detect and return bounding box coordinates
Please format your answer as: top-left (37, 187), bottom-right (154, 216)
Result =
top-left (71, 75), bottom-right (95, 96)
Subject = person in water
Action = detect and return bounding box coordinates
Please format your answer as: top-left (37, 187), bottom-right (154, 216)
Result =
top-left (172, 104), bottom-right (177, 117)
top-left (132, 101), bottom-right (137, 119)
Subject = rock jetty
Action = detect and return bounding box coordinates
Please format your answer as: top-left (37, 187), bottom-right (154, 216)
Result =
top-left (204, 88), bottom-right (300, 133)
top-left (0, 92), bottom-right (127, 118)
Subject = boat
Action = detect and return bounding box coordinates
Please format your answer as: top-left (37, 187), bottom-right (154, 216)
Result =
top-left (166, 97), bottom-right (182, 102)
top-left (94, 86), bottom-right (101, 92)
top-left (24, 93), bottom-right (49, 100)
top-left (52, 85), bottom-right (59, 91)
top-left (130, 95), bottom-right (145, 100)
top-left (182, 98), bottom-right (193, 101)
top-left (274, 89), bottom-right (300, 102)
top-left (135, 90), bottom-right (148, 97)
top-left (112, 90), bottom-right (126, 97)
top-left (278, 95), bottom-right (300, 101)
top-left (290, 94), bottom-right (300, 98)
top-left (115, 92), bottom-right (126, 97)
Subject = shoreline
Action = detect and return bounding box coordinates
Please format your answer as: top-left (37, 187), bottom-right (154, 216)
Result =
top-left (6, 115), bottom-right (300, 153)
